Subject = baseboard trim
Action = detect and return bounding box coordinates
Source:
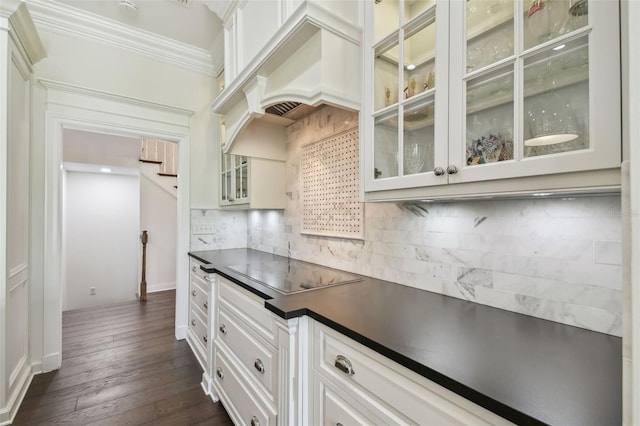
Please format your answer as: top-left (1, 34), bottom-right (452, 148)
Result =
top-left (0, 365), bottom-right (33, 426)
top-left (175, 324), bottom-right (188, 341)
top-left (148, 281), bottom-right (176, 293)
top-left (41, 352), bottom-right (62, 373)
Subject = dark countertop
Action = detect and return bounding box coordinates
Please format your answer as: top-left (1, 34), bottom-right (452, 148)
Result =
top-left (189, 249), bottom-right (622, 426)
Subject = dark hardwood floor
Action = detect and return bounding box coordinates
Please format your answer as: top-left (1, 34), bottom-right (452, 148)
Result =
top-left (13, 290), bottom-right (233, 426)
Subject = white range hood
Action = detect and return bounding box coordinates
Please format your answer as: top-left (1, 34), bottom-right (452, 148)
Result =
top-left (211, 1), bottom-right (362, 161)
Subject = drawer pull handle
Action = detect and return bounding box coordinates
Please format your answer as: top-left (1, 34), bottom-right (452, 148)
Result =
top-left (191, 319), bottom-right (195, 326)
top-left (216, 367), bottom-right (223, 379)
top-left (219, 324), bottom-right (227, 335)
top-left (337, 424), bottom-right (344, 426)
top-left (203, 335), bottom-right (208, 343)
top-left (191, 290), bottom-right (196, 297)
top-left (192, 266), bottom-right (196, 272)
top-left (203, 302), bottom-right (208, 310)
top-left (334, 355), bottom-right (354, 376)
top-left (250, 416), bottom-right (260, 426)
top-left (254, 358), bottom-right (265, 374)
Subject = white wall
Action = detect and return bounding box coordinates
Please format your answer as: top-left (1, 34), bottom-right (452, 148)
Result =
top-left (63, 171), bottom-right (140, 311)
top-left (141, 174), bottom-right (177, 293)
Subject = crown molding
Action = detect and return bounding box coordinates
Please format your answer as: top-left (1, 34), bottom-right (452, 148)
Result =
top-left (8, 2), bottom-right (46, 65)
top-left (26, 0), bottom-right (218, 76)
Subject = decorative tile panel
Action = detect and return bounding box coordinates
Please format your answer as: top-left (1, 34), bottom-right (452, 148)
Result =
top-left (301, 127), bottom-right (362, 239)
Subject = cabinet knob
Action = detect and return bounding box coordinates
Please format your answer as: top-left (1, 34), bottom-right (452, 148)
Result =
top-left (191, 319), bottom-right (195, 326)
top-left (254, 358), bottom-right (265, 374)
top-left (191, 290), bottom-right (196, 297)
top-left (203, 335), bottom-right (207, 343)
top-left (204, 275), bottom-right (211, 282)
top-left (219, 324), bottom-right (227, 335)
top-left (334, 354), bottom-right (355, 376)
top-left (337, 423), bottom-right (344, 426)
top-left (228, 198), bottom-right (235, 202)
top-left (203, 302), bottom-right (208, 310)
top-left (192, 266), bottom-right (197, 272)
top-left (447, 165), bottom-right (458, 175)
top-left (216, 367), bottom-right (223, 379)
top-left (433, 166), bottom-right (445, 176)
top-left (250, 416), bottom-right (260, 426)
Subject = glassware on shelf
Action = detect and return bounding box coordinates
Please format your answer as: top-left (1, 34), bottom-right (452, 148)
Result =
top-left (527, 0), bottom-right (570, 43)
top-left (403, 142), bottom-right (426, 174)
top-left (523, 49), bottom-right (585, 151)
top-left (524, 90), bottom-right (579, 146)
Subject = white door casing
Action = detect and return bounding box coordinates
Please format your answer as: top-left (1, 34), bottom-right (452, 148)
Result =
top-left (37, 79), bottom-right (193, 372)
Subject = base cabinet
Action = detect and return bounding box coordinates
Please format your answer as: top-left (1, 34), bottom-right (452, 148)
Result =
top-left (212, 276), bottom-right (302, 426)
top-left (187, 258), bottom-right (215, 395)
top-left (311, 320), bottom-right (513, 426)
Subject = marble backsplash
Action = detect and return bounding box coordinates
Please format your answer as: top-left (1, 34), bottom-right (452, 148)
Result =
top-left (190, 209), bottom-right (247, 251)
top-left (247, 197), bottom-right (623, 336)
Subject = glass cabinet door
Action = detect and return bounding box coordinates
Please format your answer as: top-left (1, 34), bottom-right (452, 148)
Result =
top-left (234, 155), bottom-right (248, 201)
top-left (368, 0), bottom-right (448, 190)
top-left (449, 0), bottom-right (620, 183)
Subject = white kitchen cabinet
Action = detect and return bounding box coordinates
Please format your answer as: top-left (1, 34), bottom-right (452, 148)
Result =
top-left (213, 276), bottom-right (303, 426)
top-left (362, 0), bottom-right (621, 201)
top-left (311, 320), bottom-right (513, 426)
top-left (219, 148), bottom-right (286, 210)
top-left (187, 258), bottom-right (215, 396)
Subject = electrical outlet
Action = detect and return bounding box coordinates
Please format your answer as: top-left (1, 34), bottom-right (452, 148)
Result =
top-left (90, 287), bottom-right (96, 295)
top-left (192, 224), bottom-right (214, 235)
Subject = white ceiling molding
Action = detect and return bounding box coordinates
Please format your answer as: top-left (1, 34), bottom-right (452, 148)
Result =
top-left (26, 0), bottom-right (218, 76)
top-left (206, 0), bottom-right (232, 21)
top-left (1, 1), bottom-right (47, 65)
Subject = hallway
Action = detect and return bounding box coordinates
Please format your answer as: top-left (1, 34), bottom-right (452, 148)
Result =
top-left (12, 291), bottom-right (232, 425)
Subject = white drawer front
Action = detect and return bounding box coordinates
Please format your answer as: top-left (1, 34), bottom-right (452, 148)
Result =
top-left (190, 309), bottom-right (208, 349)
top-left (217, 307), bottom-right (277, 403)
top-left (188, 309), bottom-right (207, 368)
top-left (314, 371), bottom-right (386, 426)
top-left (314, 322), bottom-right (512, 426)
top-left (190, 258), bottom-right (210, 282)
top-left (218, 276), bottom-right (277, 345)
top-left (214, 347), bottom-right (277, 426)
top-left (190, 280), bottom-right (209, 317)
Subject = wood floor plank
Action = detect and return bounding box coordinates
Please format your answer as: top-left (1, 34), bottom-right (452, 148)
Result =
top-left (14, 290), bottom-right (232, 426)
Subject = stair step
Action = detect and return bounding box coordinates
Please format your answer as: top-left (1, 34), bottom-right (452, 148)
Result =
top-left (158, 173), bottom-right (178, 177)
top-left (139, 159), bottom-right (163, 165)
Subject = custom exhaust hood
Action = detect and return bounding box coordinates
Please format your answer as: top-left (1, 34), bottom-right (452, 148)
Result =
top-left (211, 1), bottom-right (361, 161)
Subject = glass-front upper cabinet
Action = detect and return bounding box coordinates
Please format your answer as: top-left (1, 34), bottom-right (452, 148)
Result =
top-left (366, 0), bottom-right (450, 192)
top-left (363, 0), bottom-right (621, 196)
top-left (220, 148), bottom-right (249, 206)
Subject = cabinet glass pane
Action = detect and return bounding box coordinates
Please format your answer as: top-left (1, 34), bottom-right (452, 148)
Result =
top-left (523, 39), bottom-right (588, 158)
top-left (374, 0), bottom-right (399, 42)
top-left (225, 171), bottom-right (232, 199)
top-left (240, 164), bottom-right (248, 198)
top-left (375, 42), bottom-right (400, 111)
top-left (524, 0), bottom-right (588, 50)
top-left (466, 0), bottom-right (514, 72)
top-left (403, 21), bottom-right (436, 100)
top-left (466, 67), bottom-right (514, 166)
top-left (403, 100), bottom-right (435, 175)
top-left (221, 173), bottom-right (227, 201)
top-left (374, 111), bottom-right (399, 179)
top-left (405, 0), bottom-right (435, 22)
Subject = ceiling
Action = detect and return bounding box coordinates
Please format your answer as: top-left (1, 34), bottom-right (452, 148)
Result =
top-left (54, 0), bottom-right (223, 51)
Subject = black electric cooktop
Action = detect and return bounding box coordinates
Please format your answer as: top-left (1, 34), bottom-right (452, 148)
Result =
top-left (227, 258), bottom-right (362, 295)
